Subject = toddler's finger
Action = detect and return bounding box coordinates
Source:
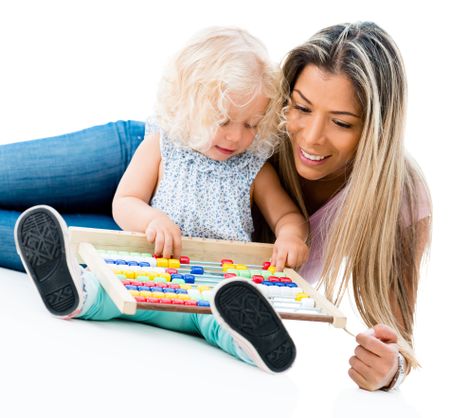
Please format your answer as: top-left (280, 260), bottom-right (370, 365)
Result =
top-left (172, 234), bottom-right (182, 259)
top-left (270, 247), bottom-right (278, 268)
top-left (146, 228), bottom-right (156, 244)
top-left (162, 233), bottom-right (173, 259)
top-left (275, 250), bottom-right (287, 271)
top-left (154, 231), bottom-right (165, 256)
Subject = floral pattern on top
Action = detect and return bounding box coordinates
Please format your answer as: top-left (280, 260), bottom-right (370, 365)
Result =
top-left (145, 119), bottom-right (267, 242)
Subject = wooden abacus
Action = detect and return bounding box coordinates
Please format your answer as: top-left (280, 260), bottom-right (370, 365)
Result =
top-left (68, 227), bottom-right (346, 329)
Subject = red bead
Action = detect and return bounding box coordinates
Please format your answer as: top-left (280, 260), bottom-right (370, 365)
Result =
top-left (130, 280), bottom-right (143, 286)
top-left (172, 299), bottom-right (185, 305)
top-left (224, 273), bottom-right (237, 279)
top-left (268, 276), bottom-right (280, 283)
top-left (262, 261), bottom-right (271, 270)
top-left (180, 256), bottom-right (190, 264)
top-left (252, 275), bottom-right (264, 284)
top-left (122, 280), bottom-right (131, 286)
top-left (279, 277), bottom-right (292, 283)
top-left (166, 268), bottom-right (178, 275)
top-left (184, 300), bottom-right (197, 306)
top-left (168, 284), bottom-right (180, 289)
top-left (160, 299), bottom-right (172, 304)
top-left (135, 296), bottom-right (146, 302)
top-left (146, 297), bottom-right (160, 303)
top-left (221, 258), bottom-right (234, 265)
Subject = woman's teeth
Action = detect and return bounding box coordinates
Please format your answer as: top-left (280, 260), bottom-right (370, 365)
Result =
top-left (301, 149), bottom-right (328, 161)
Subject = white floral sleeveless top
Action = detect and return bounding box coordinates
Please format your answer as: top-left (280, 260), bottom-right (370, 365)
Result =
top-left (146, 119), bottom-right (267, 242)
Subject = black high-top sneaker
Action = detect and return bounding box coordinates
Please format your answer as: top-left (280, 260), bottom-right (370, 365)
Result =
top-left (14, 205), bottom-right (84, 318)
top-left (211, 278), bottom-right (296, 373)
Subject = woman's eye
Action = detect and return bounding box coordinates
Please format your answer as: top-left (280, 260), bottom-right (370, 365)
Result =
top-left (219, 120), bottom-right (230, 127)
top-left (333, 120), bottom-right (352, 129)
top-left (244, 123), bottom-right (258, 129)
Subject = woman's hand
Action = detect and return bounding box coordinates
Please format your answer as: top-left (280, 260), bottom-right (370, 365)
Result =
top-left (145, 215), bottom-right (182, 259)
top-left (348, 324), bottom-right (400, 391)
top-left (271, 233), bottom-right (309, 271)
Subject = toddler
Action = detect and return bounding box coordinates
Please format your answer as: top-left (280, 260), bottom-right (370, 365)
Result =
top-left (15, 27), bottom-right (308, 373)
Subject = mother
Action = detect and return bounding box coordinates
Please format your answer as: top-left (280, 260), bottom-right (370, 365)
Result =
top-left (0, 22), bottom-right (431, 391)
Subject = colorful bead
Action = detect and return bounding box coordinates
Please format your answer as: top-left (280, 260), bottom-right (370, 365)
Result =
top-left (179, 256), bottom-right (190, 264)
top-left (168, 259), bottom-right (181, 268)
top-left (252, 275), bottom-right (264, 284)
top-left (262, 261), bottom-right (271, 270)
top-left (156, 258), bottom-right (169, 268)
top-left (191, 266), bottom-right (204, 275)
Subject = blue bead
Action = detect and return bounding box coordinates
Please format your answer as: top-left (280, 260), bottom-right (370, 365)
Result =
top-left (115, 260), bottom-right (128, 265)
top-left (125, 285), bottom-right (138, 290)
top-left (138, 286), bottom-right (150, 291)
top-left (163, 288), bottom-right (175, 293)
top-left (127, 261), bottom-right (139, 266)
top-left (139, 262), bottom-right (151, 267)
top-left (275, 282), bottom-right (285, 287)
top-left (104, 259), bottom-right (116, 264)
top-left (153, 287), bottom-right (163, 292)
top-left (191, 266), bottom-right (204, 275)
top-left (262, 281), bottom-right (274, 286)
top-left (175, 289), bottom-right (188, 294)
top-left (184, 274), bottom-right (195, 284)
top-left (286, 282), bottom-right (298, 288)
top-left (171, 274), bottom-right (183, 280)
top-left (198, 300), bottom-right (210, 307)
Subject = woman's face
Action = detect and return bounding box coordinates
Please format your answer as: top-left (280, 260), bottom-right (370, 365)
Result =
top-left (286, 64), bottom-right (363, 181)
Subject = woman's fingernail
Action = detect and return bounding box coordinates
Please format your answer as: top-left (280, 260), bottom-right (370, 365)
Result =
top-left (365, 328), bottom-right (375, 336)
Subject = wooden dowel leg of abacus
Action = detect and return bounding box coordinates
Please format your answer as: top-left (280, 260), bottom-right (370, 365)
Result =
top-left (78, 242), bottom-right (137, 315)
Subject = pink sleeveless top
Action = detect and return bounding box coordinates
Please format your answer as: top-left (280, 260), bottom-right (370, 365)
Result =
top-left (299, 183), bottom-right (431, 284)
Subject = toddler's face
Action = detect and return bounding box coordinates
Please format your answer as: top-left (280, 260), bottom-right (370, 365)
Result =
top-left (204, 93), bottom-right (269, 161)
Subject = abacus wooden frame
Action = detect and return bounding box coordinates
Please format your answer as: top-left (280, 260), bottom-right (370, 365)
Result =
top-left (69, 227), bottom-right (346, 328)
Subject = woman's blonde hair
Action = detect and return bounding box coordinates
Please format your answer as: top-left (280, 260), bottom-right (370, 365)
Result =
top-left (274, 22), bottom-right (431, 369)
top-left (155, 26), bottom-right (283, 157)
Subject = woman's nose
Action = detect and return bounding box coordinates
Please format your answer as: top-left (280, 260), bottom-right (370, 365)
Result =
top-left (302, 116), bottom-right (325, 145)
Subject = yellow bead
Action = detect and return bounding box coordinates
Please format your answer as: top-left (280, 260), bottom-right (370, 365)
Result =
top-left (295, 292), bottom-right (309, 301)
top-left (197, 285), bottom-right (211, 292)
top-left (267, 266), bottom-right (276, 274)
top-left (168, 259), bottom-right (180, 268)
top-left (140, 291), bottom-right (153, 298)
top-left (156, 258), bottom-right (169, 268)
top-left (180, 284), bottom-right (192, 290)
top-left (128, 290), bottom-right (140, 297)
top-left (124, 270), bottom-right (135, 279)
top-left (235, 264), bottom-right (248, 270)
top-left (222, 263), bottom-right (235, 271)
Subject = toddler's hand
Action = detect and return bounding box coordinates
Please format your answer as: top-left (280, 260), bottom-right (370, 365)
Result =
top-left (271, 233), bottom-right (309, 271)
top-left (145, 215), bottom-right (182, 259)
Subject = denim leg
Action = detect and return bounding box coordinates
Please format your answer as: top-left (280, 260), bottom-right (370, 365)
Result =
top-left (0, 120), bottom-right (145, 270)
top-left (0, 120), bottom-right (145, 213)
top-left (0, 209), bottom-right (121, 271)
top-left (79, 272), bottom-right (250, 364)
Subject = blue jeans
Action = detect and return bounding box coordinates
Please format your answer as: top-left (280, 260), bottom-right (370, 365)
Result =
top-left (0, 120), bottom-right (145, 271)
top-left (0, 121), bottom-right (252, 366)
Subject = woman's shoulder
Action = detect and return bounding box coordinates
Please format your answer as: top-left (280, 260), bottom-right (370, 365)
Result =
top-left (401, 163), bottom-right (432, 227)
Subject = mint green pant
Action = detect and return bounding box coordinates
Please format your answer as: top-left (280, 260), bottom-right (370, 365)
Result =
top-left (78, 271), bottom-right (251, 365)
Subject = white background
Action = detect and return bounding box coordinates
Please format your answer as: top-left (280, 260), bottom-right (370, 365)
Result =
top-left (0, 1), bottom-right (449, 417)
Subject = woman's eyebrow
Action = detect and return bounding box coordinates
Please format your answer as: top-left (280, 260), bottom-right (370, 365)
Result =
top-left (293, 88), bottom-right (361, 118)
